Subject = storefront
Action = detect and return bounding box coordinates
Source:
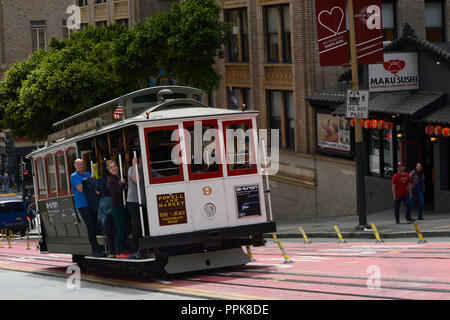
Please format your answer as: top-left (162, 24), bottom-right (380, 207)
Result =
top-left (307, 26), bottom-right (450, 214)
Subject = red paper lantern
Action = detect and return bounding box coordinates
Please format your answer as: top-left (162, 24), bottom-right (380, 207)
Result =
top-left (385, 122), bottom-right (393, 131)
top-left (370, 119), bottom-right (378, 129)
top-left (363, 120), bottom-right (370, 129)
top-left (443, 127), bottom-right (450, 138)
top-left (434, 125), bottom-right (442, 136)
top-left (425, 125), bottom-right (434, 136)
top-left (378, 120), bottom-right (385, 130)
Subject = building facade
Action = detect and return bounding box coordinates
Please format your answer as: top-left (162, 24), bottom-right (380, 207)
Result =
top-left (213, 0), bottom-right (450, 220)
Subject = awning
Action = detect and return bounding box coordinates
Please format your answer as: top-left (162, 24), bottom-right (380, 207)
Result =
top-left (331, 90), bottom-right (446, 119)
top-left (420, 105), bottom-right (450, 125)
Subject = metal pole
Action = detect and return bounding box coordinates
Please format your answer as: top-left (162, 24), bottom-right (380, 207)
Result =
top-left (133, 150), bottom-right (145, 237)
top-left (118, 154), bottom-right (126, 207)
top-left (260, 137), bottom-right (273, 222)
top-left (348, 0), bottom-right (369, 230)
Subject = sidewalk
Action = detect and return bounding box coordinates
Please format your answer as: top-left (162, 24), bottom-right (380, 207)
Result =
top-left (271, 209), bottom-right (450, 239)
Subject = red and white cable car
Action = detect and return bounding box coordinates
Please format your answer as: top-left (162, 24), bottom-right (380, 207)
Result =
top-left (27, 86), bottom-right (276, 275)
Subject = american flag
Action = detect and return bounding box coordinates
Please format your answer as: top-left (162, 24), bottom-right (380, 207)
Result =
top-left (113, 105), bottom-right (123, 120)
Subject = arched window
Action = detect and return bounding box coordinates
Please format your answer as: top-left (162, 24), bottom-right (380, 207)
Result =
top-left (45, 154), bottom-right (57, 198)
top-left (55, 151), bottom-right (68, 196)
top-left (35, 157), bottom-right (47, 199)
top-left (66, 147), bottom-right (77, 195)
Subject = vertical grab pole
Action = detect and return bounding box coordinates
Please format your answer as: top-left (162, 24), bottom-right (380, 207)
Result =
top-left (118, 154), bottom-right (126, 207)
top-left (260, 137), bottom-right (273, 221)
top-left (134, 150), bottom-right (145, 237)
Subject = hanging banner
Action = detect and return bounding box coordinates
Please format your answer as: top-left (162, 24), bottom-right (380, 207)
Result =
top-left (315, 0), bottom-right (349, 66)
top-left (353, 0), bottom-right (384, 64)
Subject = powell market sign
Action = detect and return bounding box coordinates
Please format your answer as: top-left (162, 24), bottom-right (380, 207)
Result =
top-left (369, 52), bottom-right (419, 92)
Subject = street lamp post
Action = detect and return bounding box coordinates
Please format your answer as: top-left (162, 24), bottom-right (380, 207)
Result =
top-left (347, 0), bottom-right (370, 230)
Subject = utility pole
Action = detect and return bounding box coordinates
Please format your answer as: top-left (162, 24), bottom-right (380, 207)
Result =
top-left (347, 0), bottom-right (370, 230)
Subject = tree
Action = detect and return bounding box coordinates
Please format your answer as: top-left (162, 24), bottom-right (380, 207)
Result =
top-left (0, 0), bottom-right (229, 140)
top-left (0, 24), bottom-right (129, 140)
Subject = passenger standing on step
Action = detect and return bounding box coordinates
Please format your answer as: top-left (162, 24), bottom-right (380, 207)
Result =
top-left (392, 162), bottom-right (415, 224)
top-left (106, 160), bottom-right (130, 259)
top-left (70, 159), bottom-right (105, 257)
top-left (410, 163), bottom-right (425, 220)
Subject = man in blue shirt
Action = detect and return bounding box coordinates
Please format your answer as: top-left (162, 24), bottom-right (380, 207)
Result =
top-left (71, 159), bottom-right (105, 257)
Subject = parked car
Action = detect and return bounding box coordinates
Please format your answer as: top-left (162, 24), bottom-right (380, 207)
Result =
top-left (0, 198), bottom-right (29, 236)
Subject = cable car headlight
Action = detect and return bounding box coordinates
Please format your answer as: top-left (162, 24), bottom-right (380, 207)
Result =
top-left (203, 203), bottom-right (216, 219)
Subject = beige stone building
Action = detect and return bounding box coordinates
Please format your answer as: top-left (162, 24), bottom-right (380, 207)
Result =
top-left (213, 0), bottom-right (450, 220)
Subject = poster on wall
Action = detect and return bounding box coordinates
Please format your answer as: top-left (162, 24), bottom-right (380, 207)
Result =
top-left (315, 0), bottom-right (349, 66)
top-left (235, 185), bottom-right (261, 218)
top-left (317, 113), bottom-right (351, 152)
top-left (369, 52), bottom-right (419, 92)
top-left (157, 192), bottom-right (187, 226)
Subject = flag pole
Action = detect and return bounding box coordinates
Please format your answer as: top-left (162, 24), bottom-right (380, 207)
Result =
top-left (347, 0), bottom-right (369, 230)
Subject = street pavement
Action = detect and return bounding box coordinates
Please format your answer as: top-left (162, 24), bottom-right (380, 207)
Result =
top-left (5, 190), bottom-right (450, 241)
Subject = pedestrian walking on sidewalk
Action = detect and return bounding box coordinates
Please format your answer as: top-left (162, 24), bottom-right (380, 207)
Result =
top-left (410, 163), bottom-right (425, 220)
top-left (392, 162), bottom-right (415, 224)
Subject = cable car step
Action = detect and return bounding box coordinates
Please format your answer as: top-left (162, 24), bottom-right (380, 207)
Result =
top-left (85, 255), bottom-right (156, 263)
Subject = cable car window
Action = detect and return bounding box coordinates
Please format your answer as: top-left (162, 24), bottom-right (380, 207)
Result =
top-left (223, 119), bottom-right (258, 176)
top-left (66, 147), bottom-right (77, 194)
top-left (45, 154), bottom-right (57, 197)
top-left (183, 120), bottom-right (222, 180)
top-left (55, 151), bottom-right (68, 195)
top-left (144, 126), bottom-right (184, 184)
top-left (35, 157), bottom-right (47, 199)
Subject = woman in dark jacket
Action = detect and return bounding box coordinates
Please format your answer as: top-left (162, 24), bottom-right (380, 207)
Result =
top-left (95, 160), bottom-right (115, 258)
top-left (106, 160), bottom-right (130, 258)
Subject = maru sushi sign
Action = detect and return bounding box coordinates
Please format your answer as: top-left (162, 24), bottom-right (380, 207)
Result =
top-left (369, 52), bottom-right (419, 92)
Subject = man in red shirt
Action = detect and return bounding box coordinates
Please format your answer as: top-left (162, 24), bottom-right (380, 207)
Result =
top-left (392, 162), bottom-right (414, 224)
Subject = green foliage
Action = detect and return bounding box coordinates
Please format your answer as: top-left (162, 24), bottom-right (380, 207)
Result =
top-left (0, 0), bottom-right (227, 140)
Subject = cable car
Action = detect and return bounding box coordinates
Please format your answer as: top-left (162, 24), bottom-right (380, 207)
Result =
top-left (27, 86), bottom-right (276, 275)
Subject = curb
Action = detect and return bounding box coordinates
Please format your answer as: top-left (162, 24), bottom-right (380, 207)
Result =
top-left (264, 230), bottom-right (450, 239)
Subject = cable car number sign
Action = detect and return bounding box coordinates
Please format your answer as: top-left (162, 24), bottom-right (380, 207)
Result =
top-left (346, 89), bottom-right (369, 119)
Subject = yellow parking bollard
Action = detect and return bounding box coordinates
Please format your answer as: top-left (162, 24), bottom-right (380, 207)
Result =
top-left (26, 231), bottom-right (31, 250)
top-left (6, 233), bottom-right (11, 249)
top-left (414, 224), bottom-right (427, 244)
top-left (8, 230), bottom-right (15, 240)
top-left (271, 233), bottom-right (293, 263)
top-left (276, 240), bottom-right (293, 264)
top-left (333, 225), bottom-right (347, 244)
top-left (371, 224), bottom-right (384, 243)
top-left (245, 245), bottom-right (255, 262)
top-left (298, 226), bottom-right (312, 244)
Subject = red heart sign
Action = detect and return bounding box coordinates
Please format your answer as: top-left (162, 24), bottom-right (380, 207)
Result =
top-left (318, 6), bottom-right (345, 36)
top-left (383, 59), bottom-right (406, 76)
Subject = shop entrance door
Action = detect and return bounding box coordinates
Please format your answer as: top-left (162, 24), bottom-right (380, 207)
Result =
top-left (401, 139), bottom-right (434, 207)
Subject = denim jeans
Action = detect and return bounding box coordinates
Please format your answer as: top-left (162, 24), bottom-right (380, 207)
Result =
top-left (394, 194), bottom-right (412, 222)
top-left (98, 196), bottom-right (112, 229)
top-left (78, 206), bottom-right (102, 254)
top-left (411, 190), bottom-right (424, 219)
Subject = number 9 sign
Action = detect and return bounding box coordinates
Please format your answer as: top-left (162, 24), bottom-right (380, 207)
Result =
top-left (202, 186), bottom-right (212, 196)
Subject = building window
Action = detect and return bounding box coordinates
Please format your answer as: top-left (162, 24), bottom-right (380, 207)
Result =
top-left (368, 127), bottom-right (397, 178)
top-left (225, 8), bottom-right (249, 62)
top-left (31, 21), bottom-right (47, 52)
top-left (267, 90), bottom-right (295, 150)
top-left (382, 0), bottom-right (397, 41)
top-left (229, 87), bottom-right (252, 110)
top-left (116, 19), bottom-right (129, 27)
top-left (78, 0), bottom-right (88, 6)
top-left (265, 4), bottom-right (291, 63)
top-left (425, 1), bottom-right (445, 42)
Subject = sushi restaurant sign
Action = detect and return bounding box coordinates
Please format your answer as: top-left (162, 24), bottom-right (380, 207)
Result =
top-left (369, 52), bottom-right (419, 92)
